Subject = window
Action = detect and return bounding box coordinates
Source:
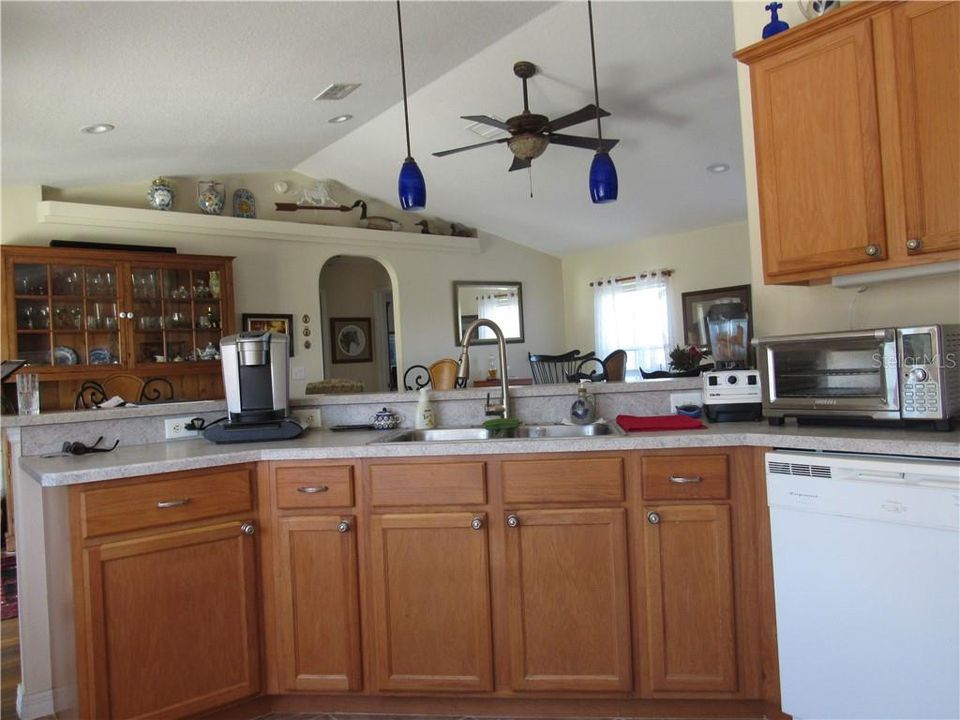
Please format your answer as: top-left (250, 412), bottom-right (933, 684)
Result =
top-left (593, 272), bottom-right (673, 380)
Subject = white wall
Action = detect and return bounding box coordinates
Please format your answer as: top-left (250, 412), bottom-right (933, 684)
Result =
top-left (562, 220), bottom-right (752, 355)
top-left (1, 179), bottom-right (566, 393)
top-left (731, 1), bottom-right (960, 335)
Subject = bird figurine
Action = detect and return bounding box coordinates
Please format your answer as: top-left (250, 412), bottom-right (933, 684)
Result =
top-left (415, 219), bottom-right (431, 234)
top-left (762, 2), bottom-right (789, 38)
top-left (450, 222), bottom-right (473, 237)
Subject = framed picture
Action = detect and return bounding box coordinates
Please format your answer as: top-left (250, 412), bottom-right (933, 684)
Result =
top-left (241, 313), bottom-right (294, 356)
top-left (330, 317), bottom-right (372, 364)
top-left (680, 284), bottom-right (753, 363)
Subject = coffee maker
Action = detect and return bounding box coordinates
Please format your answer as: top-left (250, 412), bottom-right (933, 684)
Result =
top-left (701, 302), bottom-right (762, 422)
top-left (203, 331), bottom-right (304, 443)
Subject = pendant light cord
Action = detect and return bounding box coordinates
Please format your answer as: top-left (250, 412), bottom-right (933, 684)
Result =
top-left (397, 0), bottom-right (413, 160)
top-left (588, 0), bottom-right (604, 150)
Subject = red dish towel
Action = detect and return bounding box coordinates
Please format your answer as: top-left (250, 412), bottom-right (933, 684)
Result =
top-left (616, 414), bottom-right (706, 432)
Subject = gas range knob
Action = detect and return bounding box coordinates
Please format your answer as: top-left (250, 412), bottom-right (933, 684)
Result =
top-left (909, 367), bottom-right (928, 382)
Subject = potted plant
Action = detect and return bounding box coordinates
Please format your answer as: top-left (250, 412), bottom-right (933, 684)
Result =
top-left (668, 344), bottom-right (707, 374)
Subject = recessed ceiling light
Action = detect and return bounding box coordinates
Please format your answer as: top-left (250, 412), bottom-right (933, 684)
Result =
top-left (706, 163), bottom-right (730, 173)
top-left (328, 114), bottom-right (353, 124)
top-left (80, 123), bottom-right (115, 134)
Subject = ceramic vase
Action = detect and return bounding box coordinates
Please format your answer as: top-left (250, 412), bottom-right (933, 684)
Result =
top-left (147, 177), bottom-right (175, 211)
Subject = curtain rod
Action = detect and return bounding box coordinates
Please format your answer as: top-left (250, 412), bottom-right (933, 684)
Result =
top-left (589, 269), bottom-right (673, 287)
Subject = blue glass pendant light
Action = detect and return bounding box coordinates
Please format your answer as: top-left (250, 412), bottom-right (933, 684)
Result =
top-left (587, 0), bottom-right (617, 204)
top-left (395, 0), bottom-right (425, 210)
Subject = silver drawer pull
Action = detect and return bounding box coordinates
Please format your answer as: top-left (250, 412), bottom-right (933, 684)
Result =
top-left (157, 498), bottom-right (191, 509)
top-left (337, 519), bottom-right (351, 534)
top-left (240, 521), bottom-right (256, 535)
top-left (297, 485), bottom-right (329, 494)
top-left (669, 475), bottom-right (703, 484)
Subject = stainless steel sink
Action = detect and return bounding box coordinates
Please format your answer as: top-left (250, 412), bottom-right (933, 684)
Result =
top-left (369, 423), bottom-right (622, 444)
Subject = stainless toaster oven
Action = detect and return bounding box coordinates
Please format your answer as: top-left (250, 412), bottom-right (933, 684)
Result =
top-left (755, 325), bottom-right (960, 430)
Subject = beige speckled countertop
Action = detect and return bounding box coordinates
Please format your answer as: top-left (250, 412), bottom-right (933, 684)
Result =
top-left (21, 421), bottom-right (960, 487)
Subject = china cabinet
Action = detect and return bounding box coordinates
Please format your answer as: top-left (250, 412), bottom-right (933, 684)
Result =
top-left (2, 245), bottom-right (234, 408)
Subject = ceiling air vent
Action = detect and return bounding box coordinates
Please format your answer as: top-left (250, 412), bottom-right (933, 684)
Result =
top-left (314, 83), bottom-right (362, 101)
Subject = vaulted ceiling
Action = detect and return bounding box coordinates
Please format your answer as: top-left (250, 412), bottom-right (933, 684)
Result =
top-left (1, 1), bottom-right (746, 255)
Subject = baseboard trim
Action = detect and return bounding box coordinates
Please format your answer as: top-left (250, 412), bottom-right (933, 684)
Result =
top-left (16, 684), bottom-right (55, 720)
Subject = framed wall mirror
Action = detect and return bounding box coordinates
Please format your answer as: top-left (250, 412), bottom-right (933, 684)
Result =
top-left (453, 281), bottom-right (524, 346)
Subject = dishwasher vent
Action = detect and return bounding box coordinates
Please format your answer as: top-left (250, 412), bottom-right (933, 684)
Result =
top-left (768, 461), bottom-right (832, 478)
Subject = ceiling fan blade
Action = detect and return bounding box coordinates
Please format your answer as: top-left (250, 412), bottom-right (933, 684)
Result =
top-left (433, 138), bottom-right (508, 157)
top-left (547, 104), bottom-right (610, 132)
top-left (549, 133), bottom-right (620, 152)
top-left (508, 156), bottom-right (532, 172)
top-left (460, 115), bottom-right (510, 130)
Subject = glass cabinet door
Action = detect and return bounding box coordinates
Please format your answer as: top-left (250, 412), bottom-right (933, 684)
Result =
top-left (129, 264), bottom-right (225, 366)
top-left (12, 262), bottom-right (122, 368)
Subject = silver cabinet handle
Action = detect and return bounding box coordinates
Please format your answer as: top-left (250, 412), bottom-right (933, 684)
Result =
top-left (337, 519), bottom-right (351, 534)
top-left (240, 521), bottom-right (256, 535)
top-left (865, 244), bottom-right (881, 257)
top-left (506, 514), bottom-right (520, 528)
top-left (157, 498), bottom-right (190, 509)
top-left (906, 237), bottom-right (923, 252)
top-left (669, 475), bottom-right (703, 484)
top-left (647, 511), bottom-right (661, 525)
top-left (118, 311), bottom-right (127, 319)
top-left (127, 311), bottom-right (135, 319)
top-left (297, 485), bottom-right (329, 494)
top-left (471, 516), bottom-right (484, 531)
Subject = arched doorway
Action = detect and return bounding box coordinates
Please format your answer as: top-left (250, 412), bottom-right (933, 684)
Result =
top-left (318, 256), bottom-right (397, 392)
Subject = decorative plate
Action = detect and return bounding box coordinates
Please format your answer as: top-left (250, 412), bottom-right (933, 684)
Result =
top-left (89, 347), bottom-right (113, 365)
top-left (54, 346), bottom-right (79, 366)
top-left (233, 188), bottom-right (256, 218)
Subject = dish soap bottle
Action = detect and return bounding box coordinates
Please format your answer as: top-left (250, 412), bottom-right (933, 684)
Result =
top-left (415, 388), bottom-right (436, 429)
top-left (570, 380), bottom-right (596, 425)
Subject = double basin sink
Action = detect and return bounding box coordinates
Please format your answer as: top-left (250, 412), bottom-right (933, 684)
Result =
top-left (370, 422), bottom-right (622, 444)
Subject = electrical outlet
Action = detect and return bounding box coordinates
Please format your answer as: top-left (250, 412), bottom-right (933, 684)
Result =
top-left (290, 407), bottom-right (322, 429)
top-left (164, 417), bottom-right (201, 440)
top-left (669, 391), bottom-right (703, 410)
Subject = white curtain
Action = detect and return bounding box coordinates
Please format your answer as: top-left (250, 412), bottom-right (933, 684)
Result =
top-left (477, 292), bottom-right (520, 339)
top-left (593, 272), bottom-right (673, 379)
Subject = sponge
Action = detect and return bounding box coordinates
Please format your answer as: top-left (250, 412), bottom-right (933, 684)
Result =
top-left (482, 417), bottom-right (521, 431)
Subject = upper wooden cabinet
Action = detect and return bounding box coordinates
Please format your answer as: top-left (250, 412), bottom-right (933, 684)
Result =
top-left (2, 245), bottom-right (234, 374)
top-left (736, 2), bottom-right (960, 284)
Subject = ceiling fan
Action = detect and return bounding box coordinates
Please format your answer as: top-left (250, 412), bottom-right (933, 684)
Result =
top-left (432, 60), bottom-right (619, 172)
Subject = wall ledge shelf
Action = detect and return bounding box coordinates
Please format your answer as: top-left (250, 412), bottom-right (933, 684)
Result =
top-left (36, 201), bottom-right (481, 254)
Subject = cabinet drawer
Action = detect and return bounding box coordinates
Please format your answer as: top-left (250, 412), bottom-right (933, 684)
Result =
top-left (641, 455), bottom-right (729, 501)
top-left (502, 457), bottom-right (624, 504)
top-left (79, 466), bottom-right (254, 539)
top-left (275, 465), bottom-right (354, 509)
top-left (369, 462), bottom-right (486, 507)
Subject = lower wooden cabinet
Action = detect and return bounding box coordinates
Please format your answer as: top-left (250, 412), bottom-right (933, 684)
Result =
top-left (641, 503), bottom-right (738, 694)
top-left (275, 514), bottom-right (362, 692)
top-left (368, 511), bottom-right (494, 692)
top-left (79, 519), bottom-right (260, 719)
top-left (503, 508), bottom-right (633, 692)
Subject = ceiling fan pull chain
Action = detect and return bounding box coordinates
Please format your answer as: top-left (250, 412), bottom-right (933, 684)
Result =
top-left (528, 167), bottom-right (534, 199)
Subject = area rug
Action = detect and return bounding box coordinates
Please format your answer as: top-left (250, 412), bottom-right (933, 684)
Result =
top-left (0, 554), bottom-right (17, 620)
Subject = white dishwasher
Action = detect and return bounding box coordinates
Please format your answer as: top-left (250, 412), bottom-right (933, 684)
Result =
top-left (766, 450), bottom-right (960, 720)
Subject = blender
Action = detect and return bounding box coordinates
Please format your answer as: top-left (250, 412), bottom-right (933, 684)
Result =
top-left (701, 302), bottom-right (762, 422)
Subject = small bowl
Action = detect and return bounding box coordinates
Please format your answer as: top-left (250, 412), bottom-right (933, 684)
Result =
top-left (675, 404), bottom-right (703, 418)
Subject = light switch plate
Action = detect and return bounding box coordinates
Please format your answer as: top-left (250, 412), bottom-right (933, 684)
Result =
top-left (292, 366), bottom-right (306, 380)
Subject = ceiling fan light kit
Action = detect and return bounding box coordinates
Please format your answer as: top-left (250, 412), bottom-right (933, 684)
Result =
top-left (395, 0), bottom-right (426, 211)
top-left (587, 0), bottom-right (617, 204)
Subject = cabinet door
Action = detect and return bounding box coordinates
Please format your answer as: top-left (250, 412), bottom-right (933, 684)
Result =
top-left (642, 504), bottom-right (737, 693)
top-left (891, 1), bottom-right (960, 257)
top-left (368, 512), bottom-right (493, 692)
top-left (750, 19), bottom-right (888, 278)
top-left (503, 508), bottom-right (632, 692)
top-left (81, 520), bottom-right (260, 719)
top-left (275, 515), bottom-right (361, 692)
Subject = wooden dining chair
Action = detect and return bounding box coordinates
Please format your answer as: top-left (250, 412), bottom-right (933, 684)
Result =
top-left (528, 350), bottom-right (593, 384)
top-left (74, 375), bottom-right (175, 408)
top-left (428, 358), bottom-right (461, 390)
top-left (602, 349), bottom-right (628, 382)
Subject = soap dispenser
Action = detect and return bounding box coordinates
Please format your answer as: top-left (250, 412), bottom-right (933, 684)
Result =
top-left (415, 388), bottom-right (436, 429)
top-left (570, 380), bottom-right (596, 425)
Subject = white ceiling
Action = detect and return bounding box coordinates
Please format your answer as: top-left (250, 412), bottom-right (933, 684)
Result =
top-left (1, 1), bottom-right (746, 256)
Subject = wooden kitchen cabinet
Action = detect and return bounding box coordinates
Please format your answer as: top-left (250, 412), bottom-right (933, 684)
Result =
top-left (368, 511), bottom-right (494, 692)
top-left (69, 465), bottom-right (260, 720)
top-left (639, 454), bottom-right (739, 695)
top-left (735, 2), bottom-right (959, 284)
top-left (503, 507), bottom-right (633, 692)
top-left (1, 245), bottom-right (234, 409)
